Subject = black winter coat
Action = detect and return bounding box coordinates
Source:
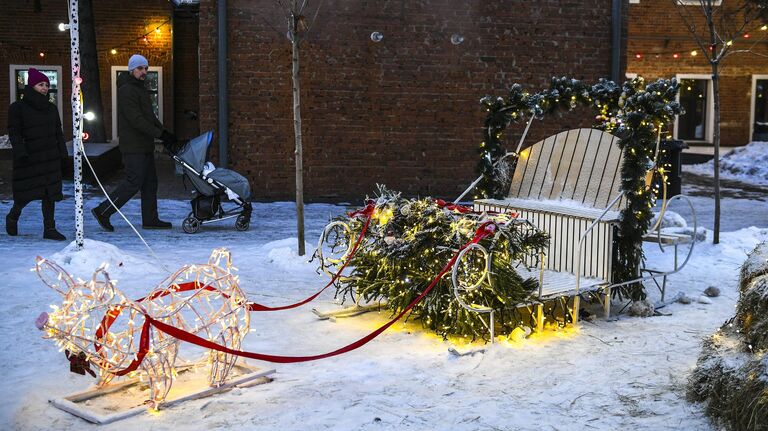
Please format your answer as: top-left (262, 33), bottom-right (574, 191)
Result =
top-left (7, 86), bottom-right (67, 202)
top-left (117, 72), bottom-right (163, 154)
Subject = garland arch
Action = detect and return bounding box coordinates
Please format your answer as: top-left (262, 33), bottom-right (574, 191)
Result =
top-left (476, 76), bottom-right (683, 300)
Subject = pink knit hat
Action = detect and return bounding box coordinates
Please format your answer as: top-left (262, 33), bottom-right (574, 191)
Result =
top-left (27, 68), bottom-right (49, 87)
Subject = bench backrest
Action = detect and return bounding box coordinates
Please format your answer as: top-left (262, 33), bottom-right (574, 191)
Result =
top-left (508, 128), bottom-right (625, 209)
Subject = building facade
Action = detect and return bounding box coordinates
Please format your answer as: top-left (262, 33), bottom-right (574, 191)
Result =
top-left (197, 0), bottom-right (626, 201)
top-left (627, 0), bottom-right (768, 151)
top-left (0, 1), bottom-right (200, 143)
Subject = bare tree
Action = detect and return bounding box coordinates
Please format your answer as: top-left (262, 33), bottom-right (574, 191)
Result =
top-left (275, 0), bottom-right (322, 256)
top-left (673, 0), bottom-right (768, 244)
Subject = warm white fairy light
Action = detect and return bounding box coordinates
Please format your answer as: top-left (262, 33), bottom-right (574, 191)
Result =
top-left (35, 248), bottom-right (250, 409)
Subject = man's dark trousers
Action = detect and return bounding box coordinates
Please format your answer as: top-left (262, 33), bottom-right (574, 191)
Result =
top-left (94, 153), bottom-right (159, 223)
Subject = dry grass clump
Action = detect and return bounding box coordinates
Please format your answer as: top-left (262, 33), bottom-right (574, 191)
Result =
top-left (687, 242), bottom-right (768, 431)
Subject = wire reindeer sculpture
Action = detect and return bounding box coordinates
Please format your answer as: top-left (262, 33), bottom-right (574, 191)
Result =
top-left (35, 248), bottom-right (250, 409)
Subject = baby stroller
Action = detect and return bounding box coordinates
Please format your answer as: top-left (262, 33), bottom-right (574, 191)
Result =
top-left (170, 131), bottom-right (253, 234)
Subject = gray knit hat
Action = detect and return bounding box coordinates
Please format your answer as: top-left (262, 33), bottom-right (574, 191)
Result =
top-left (128, 54), bottom-right (149, 71)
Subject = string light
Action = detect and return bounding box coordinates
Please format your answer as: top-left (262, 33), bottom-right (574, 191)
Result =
top-left (3, 19), bottom-right (171, 58)
top-left (110, 49), bottom-right (117, 55)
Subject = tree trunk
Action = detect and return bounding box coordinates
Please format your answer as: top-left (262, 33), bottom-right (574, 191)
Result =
top-left (711, 63), bottom-right (721, 244)
top-left (78, 0), bottom-right (107, 143)
top-left (291, 10), bottom-right (306, 256)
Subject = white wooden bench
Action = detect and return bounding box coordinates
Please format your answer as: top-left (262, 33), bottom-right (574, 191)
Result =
top-left (472, 128), bottom-right (628, 328)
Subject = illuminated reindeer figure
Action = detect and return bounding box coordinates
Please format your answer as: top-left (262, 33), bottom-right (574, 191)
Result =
top-left (36, 249), bottom-right (250, 409)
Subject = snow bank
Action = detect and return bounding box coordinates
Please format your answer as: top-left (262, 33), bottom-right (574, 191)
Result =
top-left (684, 142), bottom-right (768, 186)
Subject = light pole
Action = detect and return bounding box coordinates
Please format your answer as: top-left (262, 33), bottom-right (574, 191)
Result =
top-left (64, 0), bottom-right (85, 250)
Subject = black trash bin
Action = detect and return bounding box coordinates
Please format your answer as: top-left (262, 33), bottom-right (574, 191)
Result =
top-left (658, 139), bottom-right (687, 197)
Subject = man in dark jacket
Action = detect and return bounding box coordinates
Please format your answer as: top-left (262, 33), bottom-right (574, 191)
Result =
top-left (92, 54), bottom-right (176, 231)
top-left (6, 68), bottom-right (68, 240)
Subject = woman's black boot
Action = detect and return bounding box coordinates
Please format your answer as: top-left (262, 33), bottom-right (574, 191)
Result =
top-left (5, 213), bottom-right (18, 236)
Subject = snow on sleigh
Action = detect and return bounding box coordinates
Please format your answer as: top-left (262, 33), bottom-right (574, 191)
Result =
top-left (313, 78), bottom-right (699, 340)
top-left (171, 131), bottom-right (253, 233)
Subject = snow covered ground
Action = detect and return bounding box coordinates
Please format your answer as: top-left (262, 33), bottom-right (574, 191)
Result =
top-left (0, 179), bottom-right (767, 430)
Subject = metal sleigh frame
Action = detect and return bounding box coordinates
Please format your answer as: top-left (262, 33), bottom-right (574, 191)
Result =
top-left (312, 115), bottom-right (698, 339)
top-left (449, 191), bottom-right (697, 343)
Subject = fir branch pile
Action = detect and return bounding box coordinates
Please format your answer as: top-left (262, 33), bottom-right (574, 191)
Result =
top-left (477, 76), bottom-right (683, 300)
top-left (687, 241), bottom-right (768, 431)
top-left (329, 187), bottom-right (549, 341)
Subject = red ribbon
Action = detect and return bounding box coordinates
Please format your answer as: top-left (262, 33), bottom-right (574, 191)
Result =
top-left (92, 203), bottom-right (377, 373)
top-left (110, 315), bottom-right (151, 376)
top-left (141, 222), bottom-right (497, 364)
top-left (246, 202), bottom-right (375, 312)
top-left (434, 199), bottom-right (473, 214)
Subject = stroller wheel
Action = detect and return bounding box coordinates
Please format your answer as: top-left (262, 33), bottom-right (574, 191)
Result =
top-left (235, 214), bottom-right (250, 231)
top-left (183, 214), bottom-right (201, 234)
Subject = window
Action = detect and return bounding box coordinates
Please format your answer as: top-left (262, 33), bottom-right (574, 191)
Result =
top-left (675, 75), bottom-right (713, 143)
top-left (110, 66), bottom-right (163, 140)
top-left (8, 65), bottom-right (64, 120)
top-left (677, 0), bottom-right (721, 5)
top-left (751, 75), bottom-right (768, 141)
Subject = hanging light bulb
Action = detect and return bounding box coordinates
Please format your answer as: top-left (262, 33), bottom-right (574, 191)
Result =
top-left (370, 31), bottom-right (383, 42)
top-left (110, 49), bottom-right (117, 55)
top-left (58, 23), bottom-right (70, 31)
top-left (83, 111), bottom-right (96, 121)
top-left (450, 34), bottom-right (464, 45)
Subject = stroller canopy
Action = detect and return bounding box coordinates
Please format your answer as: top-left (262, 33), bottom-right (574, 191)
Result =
top-left (177, 130), bottom-right (213, 172)
top-left (176, 131), bottom-right (252, 200)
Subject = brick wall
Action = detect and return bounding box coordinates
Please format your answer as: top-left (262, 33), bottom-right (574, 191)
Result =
top-left (628, 0), bottom-right (768, 147)
top-left (0, 1), bottom-right (173, 141)
top-left (198, 0), bottom-right (626, 201)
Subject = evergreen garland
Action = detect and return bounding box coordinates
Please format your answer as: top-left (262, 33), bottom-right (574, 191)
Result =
top-left (476, 77), bottom-right (683, 300)
top-left (329, 187), bottom-right (550, 341)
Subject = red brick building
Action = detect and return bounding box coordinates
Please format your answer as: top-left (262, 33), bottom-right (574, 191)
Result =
top-left (3, 1), bottom-right (626, 201)
top-left (627, 0), bottom-right (768, 151)
top-left (0, 1), bottom-right (200, 142)
top-left (197, 1), bottom-right (627, 201)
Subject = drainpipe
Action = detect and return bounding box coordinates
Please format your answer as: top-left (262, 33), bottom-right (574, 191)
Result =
top-left (611, 0), bottom-right (622, 84)
top-left (218, 0), bottom-right (228, 168)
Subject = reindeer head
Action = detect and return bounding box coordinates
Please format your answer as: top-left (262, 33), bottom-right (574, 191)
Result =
top-left (35, 257), bottom-right (124, 368)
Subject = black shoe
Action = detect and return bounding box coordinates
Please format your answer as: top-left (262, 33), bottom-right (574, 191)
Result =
top-left (91, 208), bottom-right (114, 232)
top-left (143, 219), bottom-right (172, 230)
top-left (6, 213), bottom-right (18, 236)
top-left (43, 228), bottom-right (66, 241)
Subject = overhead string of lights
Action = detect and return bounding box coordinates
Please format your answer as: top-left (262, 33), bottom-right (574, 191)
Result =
top-left (632, 25), bottom-right (768, 60)
top-left (1, 19), bottom-right (171, 59)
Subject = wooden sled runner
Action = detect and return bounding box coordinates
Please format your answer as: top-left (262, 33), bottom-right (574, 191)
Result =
top-left (49, 360), bottom-right (275, 424)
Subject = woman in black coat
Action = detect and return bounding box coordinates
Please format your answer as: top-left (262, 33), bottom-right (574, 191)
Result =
top-left (6, 68), bottom-right (68, 240)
